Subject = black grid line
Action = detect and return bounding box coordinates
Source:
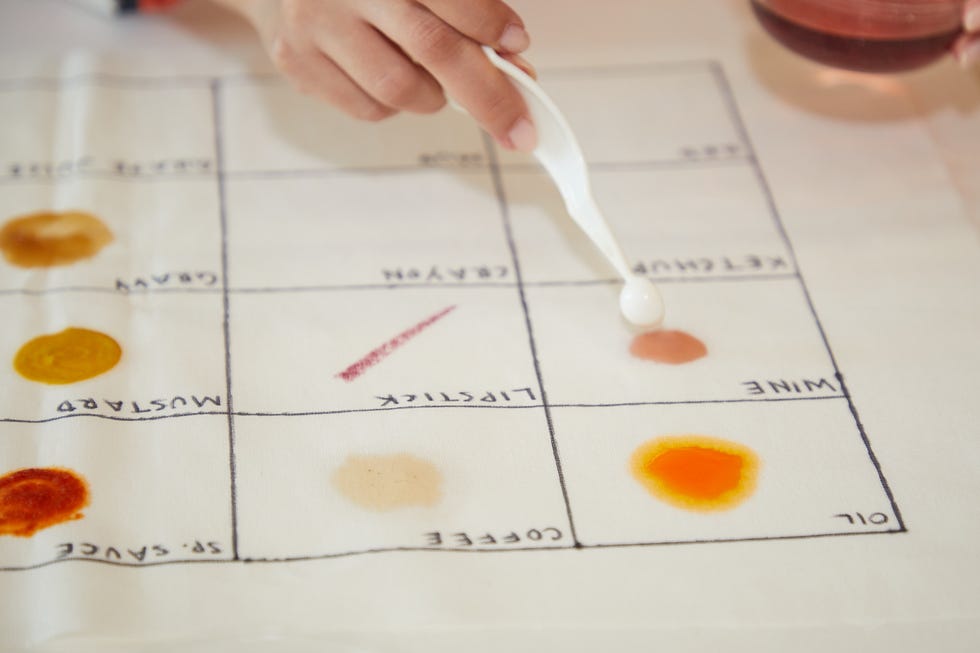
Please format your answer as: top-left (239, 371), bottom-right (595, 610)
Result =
top-left (0, 286), bottom-right (221, 296)
top-left (481, 131), bottom-right (581, 547)
top-left (0, 171), bottom-right (217, 185)
top-left (219, 154), bottom-right (753, 180)
top-left (0, 153), bottom-right (752, 187)
top-left (0, 272), bottom-right (802, 297)
top-left (0, 59), bottom-right (721, 93)
top-left (497, 156), bottom-right (752, 174)
top-left (707, 61), bottom-right (906, 532)
top-left (210, 80), bottom-right (241, 561)
top-left (0, 393), bottom-right (850, 425)
top-left (0, 60), bottom-right (904, 571)
top-left (0, 526), bottom-right (903, 572)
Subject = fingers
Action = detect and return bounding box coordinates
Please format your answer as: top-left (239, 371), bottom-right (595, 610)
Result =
top-left (500, 52), bottom-right (537, 79)
top-left (256, 0), bottom-right (538, 142)
top-left (953, 33), bottom-right (980, 67)
top-left (417, 0), bottom-right (529, 53)
top-left (966, 0), bottom-right (980, 33)
top-left (957, 0), bottom-right (980, 67)
top-left (270, 37), bottom-right (395, 121)
top-left (318, 21), bottom-right (446, 114)
top-left (369, 1), bottom-right (537, 151)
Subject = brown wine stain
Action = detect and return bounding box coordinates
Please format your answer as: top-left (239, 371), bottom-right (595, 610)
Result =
top-left (14, 327), bottom-right (122, 384)
top-left (0, 210), bottom-right (113, 268)
top-left (0, 467), bottom-right (90, 537)
top-left (630, 435), bottom-right (758, 511)
top-left (630, 329), bottom-right (707, 365)
top-left (332, 453), bottom-right (442, 511)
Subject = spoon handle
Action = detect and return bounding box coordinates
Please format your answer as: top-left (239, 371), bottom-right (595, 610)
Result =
top-left (479, 47), bottom-right (635, 282)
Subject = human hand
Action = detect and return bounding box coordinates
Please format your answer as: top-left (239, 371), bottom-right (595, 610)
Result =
top-left (955, 0), bottom-right (980, 67)
top-left (217, 0), bottom-right (537, 151)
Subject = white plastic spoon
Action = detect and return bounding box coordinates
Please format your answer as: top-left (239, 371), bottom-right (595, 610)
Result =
top-left (480, 46), bottom-right (665, 328)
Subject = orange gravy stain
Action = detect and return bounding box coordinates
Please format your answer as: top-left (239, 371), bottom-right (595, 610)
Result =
top-left (630, 329), bottom-right (707, 364)
top-left (0, 210), bottom-right (113, 268)
top-left (630, 436), bottom-right (758, 511)
top-left (14, 327), bottom-right (122, 384)
top-left (0, 467), bottom-right (90, 537)
top-left (332, 453), bottom-right (442, 511)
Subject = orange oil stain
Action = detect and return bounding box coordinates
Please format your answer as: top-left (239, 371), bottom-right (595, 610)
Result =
top-left (14, 327), bottom-right (122, 384)
top-left (0, 210), bottom-right (113, 268)
top-left (630, 329), bottom-right (707, 364)
top-left (332, 453), bottom-right (442, 511)
top-left (0, 467), bottom-right (90, 537)
top-left (630, 435), bottom-right (758, 511)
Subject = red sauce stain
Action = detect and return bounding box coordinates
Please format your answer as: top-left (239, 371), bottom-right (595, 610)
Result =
top-left (630, 329), bottom-right (707, 365)
top-left (630, 436), bottom-right (758, 511)
top-left (0, 467), bottom-right (90, 537)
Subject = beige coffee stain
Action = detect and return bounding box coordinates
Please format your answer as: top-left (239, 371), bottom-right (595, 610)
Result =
top-left (332, 453), bottom-right (442, 511)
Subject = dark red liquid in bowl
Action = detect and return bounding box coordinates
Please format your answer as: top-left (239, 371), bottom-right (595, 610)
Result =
top-left (751, 0), bottom-right (963, 72)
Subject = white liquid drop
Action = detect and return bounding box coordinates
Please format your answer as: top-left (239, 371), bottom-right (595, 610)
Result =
top-left (619, 276), bottom-right (665, 328)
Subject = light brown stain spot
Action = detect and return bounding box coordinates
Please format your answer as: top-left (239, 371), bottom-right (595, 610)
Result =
top-left (0, 210), bottom-right (113, 268)
top-left (332, 453), bottom-right (442, 511)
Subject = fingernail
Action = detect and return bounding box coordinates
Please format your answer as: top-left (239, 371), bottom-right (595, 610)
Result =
top-left (509, 53), bottom-right (537, 79)
top-left (506, 117), bottom-right (537, 152)
top-left (965, 4), bottom-right (980, 32)
top-left (499, 24), bottom-right (530, 53)
top-left (956, 39), bottom-right (980, 68)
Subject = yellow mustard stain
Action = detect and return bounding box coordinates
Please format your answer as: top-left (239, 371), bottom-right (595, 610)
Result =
top-left (14, 327), bottom-right (122, 384)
